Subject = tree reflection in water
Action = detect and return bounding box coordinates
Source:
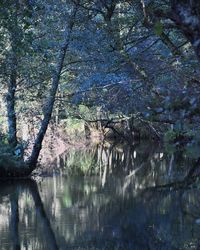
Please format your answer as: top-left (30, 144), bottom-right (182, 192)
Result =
top-left (0, 180), bottom-right (59, 250)
top-left (0, 143), bottom-right (200, 249)
top-left (10, 189), bottom-right (20, 250)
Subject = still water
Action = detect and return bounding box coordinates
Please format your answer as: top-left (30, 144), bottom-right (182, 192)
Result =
top-left (0, 142), bottom-right (200, 250)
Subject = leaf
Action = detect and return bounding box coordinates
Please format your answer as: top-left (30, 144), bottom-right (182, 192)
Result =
top-left (185, 145), bottom-right (200, 159)
top-left (154, 21), bottom-right (163, 36)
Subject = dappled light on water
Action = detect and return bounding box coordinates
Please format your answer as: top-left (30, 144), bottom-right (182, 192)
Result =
top-left (0, 143), bottom-right (200, 249)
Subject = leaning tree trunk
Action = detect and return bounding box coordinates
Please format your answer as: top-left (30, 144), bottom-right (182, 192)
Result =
top-left (28, 9), bottom-right (77, 170)
top-left (171, 0), bottom-right (200, 60)
top-left (28, 47), bottom-right (68, 169)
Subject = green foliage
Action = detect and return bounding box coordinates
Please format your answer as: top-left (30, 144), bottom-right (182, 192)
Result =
top-left (0, 0), bottom-right (200, 164)
top-left (164, 130), bottom-right (179, 143)
top-left (154, 21), bottom-right (163, 36)
top-left (0, 139), bottom-right (25, 171)
top-left (185, 144), bottom-right (200, 159)
top-left (62, 118), bottom-right (85, 139)
top-left (64, 150), bottom-right (96, 176)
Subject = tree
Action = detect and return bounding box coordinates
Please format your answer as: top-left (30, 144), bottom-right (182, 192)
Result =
top-left (28, 4), bottom-right (79, 168)
top-left (0, 0), bottom-right (24, 147)
top-left (1, 0), bottom-right (200, 176)
top-left (171, 0), bottom-right (200, 60)
top-left (0, 0), bottom-right (81, 175)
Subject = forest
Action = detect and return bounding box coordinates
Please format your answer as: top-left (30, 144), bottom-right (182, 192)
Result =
top-left (1, 1), bottom-right (200, 249)
top-left (0, 0), bottom-right (200, 177)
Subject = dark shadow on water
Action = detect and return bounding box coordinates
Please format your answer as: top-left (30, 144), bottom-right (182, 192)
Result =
top-left (10, 190), bottom-right (20, 250)
top-left (0, 179), bottom-right (59, 250)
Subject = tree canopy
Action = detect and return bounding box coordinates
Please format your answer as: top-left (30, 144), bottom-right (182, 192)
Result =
top-left (0, 0), bottom-right (200, 176)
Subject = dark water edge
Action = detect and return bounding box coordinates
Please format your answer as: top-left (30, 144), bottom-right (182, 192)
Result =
top-left (1, 142), bottom-right (200, 250)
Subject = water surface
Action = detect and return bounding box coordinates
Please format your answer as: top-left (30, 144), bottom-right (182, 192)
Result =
top-left (0, 143), bottom-right (200, 249)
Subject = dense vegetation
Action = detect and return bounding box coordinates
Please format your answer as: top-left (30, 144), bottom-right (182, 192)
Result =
top-left (0, 0), bottom-right (200, 176)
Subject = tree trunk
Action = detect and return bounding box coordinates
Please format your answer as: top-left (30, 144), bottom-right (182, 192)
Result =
top-left (28, 8), bottom-right (77, 169)
top-left (6, 0), bottom-right (19, 148)
top-left (6, 69), bottom-right (18, 147)
top-left (171, 0), bottom-right (200, 60)
top-left (28, 48), bottom-right (68, 168)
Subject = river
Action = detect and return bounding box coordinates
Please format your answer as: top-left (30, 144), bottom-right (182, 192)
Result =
top-left (0, 142), bottom-right (200, 249)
